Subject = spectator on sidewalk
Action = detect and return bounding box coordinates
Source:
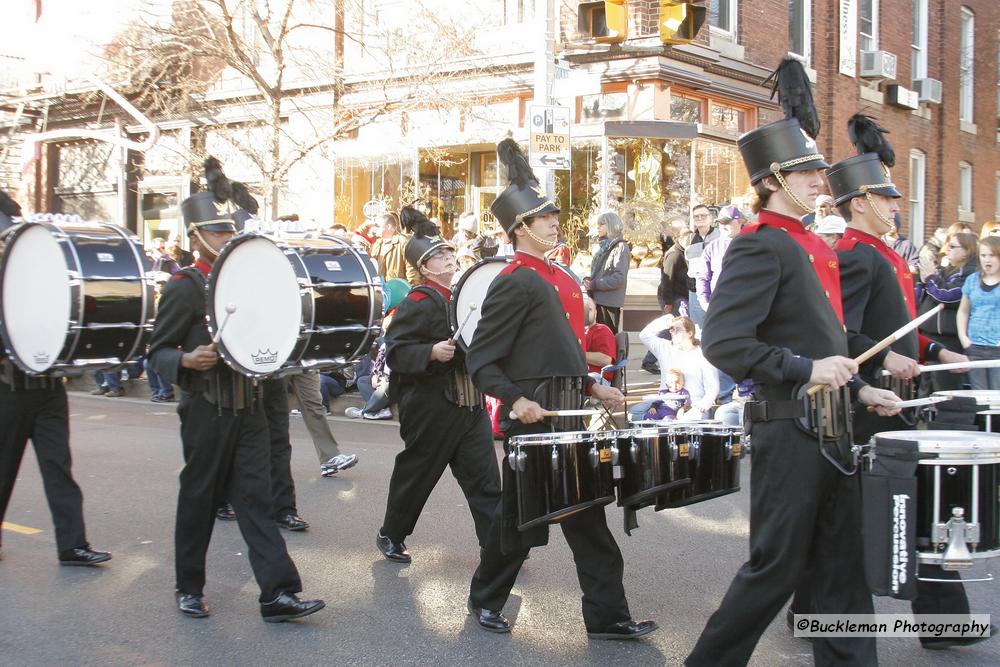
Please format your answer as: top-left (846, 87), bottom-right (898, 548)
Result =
top-left (684, 204), bottom-right (718, 327)
top-left (584, 211), bottom-right (630, 334)
top-left (145, 357), bottom-right (174, 402)
top-left (288, 371), bottom-right (359, 478)
top-left (633, 315), bottom-right (718, 421)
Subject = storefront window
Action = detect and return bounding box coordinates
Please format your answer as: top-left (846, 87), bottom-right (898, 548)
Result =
top-left (694, 139), bottom-right (751, 210)
top-left (418, 150), bottom-right (469, 236)
top-left (709, 103), bottom-right (746, 133)
top-left (582, 92), bottom-right (629, 122)
top-left (140, 190), bottom-right (183, 246)
top-left (670, 95), bottom-right (702, 123)
top-left (333, 155), bottom-right (415, 228)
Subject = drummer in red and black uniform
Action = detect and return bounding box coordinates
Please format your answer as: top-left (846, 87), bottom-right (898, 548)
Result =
top-left (684, 58), bottom-right (900, 666)
top-left (148, 191), bottom-right (323, 622)
top-left (0, 191), bottom-right (111, 566)
top-left (374, 208), bottom-right (501, 563)
top-left (464, 139), bottom-right (656, 640)
top-left (821, 116), bottom-right (991, 650)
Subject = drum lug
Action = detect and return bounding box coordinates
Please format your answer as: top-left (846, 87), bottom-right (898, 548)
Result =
top-left (629, 441), bottom-right (638, 460)
top-left (669, 441), bottom-right (678, 462)
top-left (724, 439), bottom-right (732, 461)
top-left (508, 450), bottom-right (528, 472)
top-left (689, 437), bottom-right (701, 462)
top-left (588, 446), bottom-right (599, 468)
top-left (932, 507), bottom-right (980, 571)
top-left (551, 445), bottom-right (559, 471)
top-left (610, 444), bottom-right (619, 466)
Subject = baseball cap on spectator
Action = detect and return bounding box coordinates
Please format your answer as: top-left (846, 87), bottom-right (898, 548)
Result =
top-left (714, 205), bottom-right (743, 223)
top-left (814, 215), bottom-right (847, 235)
top-left (815, 194), bottom-right (835, 208)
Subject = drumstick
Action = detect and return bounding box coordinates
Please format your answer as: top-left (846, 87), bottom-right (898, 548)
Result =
top-left (807, 304), bottom-right (943, 397)
top-left (508, 408), bottom-right (601, 420)
top-left (209, 303), bottom-right (237, 351)
top-left (866, 395), bottom-right (952, 412)
top-left (448, 303), bottom-right (478, 346)
top-left (880, 359), bottom-right (1000, 375)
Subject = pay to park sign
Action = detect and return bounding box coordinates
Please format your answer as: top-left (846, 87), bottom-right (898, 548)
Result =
top-left (528, 105), bottom-right (571, 171)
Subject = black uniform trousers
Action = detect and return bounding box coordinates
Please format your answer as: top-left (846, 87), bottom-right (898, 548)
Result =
top-left (468, 425), bottom-right (631, 631)
top-left (381, 387), bottom-right (500, 547)
top-left (594, 304), bottom-right (621, 335)
top-left (261, 378), bottom-right (296, 517)
top-left (175, 392), bottom-right (301, 602)
top-left (686, 420), bottom-right (877, 667)
top-left (0, 382), bottom-right (87, 553)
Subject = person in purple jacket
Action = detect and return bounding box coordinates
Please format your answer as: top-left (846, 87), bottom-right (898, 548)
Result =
top-left (696, 205), bottom-right (744, 314)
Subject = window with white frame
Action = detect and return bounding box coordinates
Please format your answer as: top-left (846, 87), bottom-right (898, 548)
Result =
top-left (710, 0), bottom-right (738, 35)
top-left (908, 150), bottom-right (926, 247)
top-left (911, 0), bottom-right (928, 82)
top-left (959, 8), bottom-right (975, 123)
top-left (959, 162), bottom-right (973, 213)
top-left (860, 0), bottom-right (879, 52)
top-left (788, 0), bottom-right (811, 62)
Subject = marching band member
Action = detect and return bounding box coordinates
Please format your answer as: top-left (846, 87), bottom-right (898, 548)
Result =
top-left (684, 58), bottom-right (899, 666)
top-left (148, 190), bottom-right (323, 622)
top-left (464, 139), bottom-right (656, 640)
top-left (375, 208), bottom-right (500, 563)
top-left (0, 190), bottom-right (111, 566)
top-left (805, 115), bottom-right (990, 651)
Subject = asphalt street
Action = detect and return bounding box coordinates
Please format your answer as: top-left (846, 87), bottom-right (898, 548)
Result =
top-left (1, 393), bottom-right (998, 666)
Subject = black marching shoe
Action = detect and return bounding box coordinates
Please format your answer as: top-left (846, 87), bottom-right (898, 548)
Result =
top-left (260, 592), bottom-right (325, 623)
top-left (376, 531), bottom-right (411, 563)
top-left (467, 599), bottom-right (511, 633)
top-left (58, 546), bottom-right (112, 567)
top-left (176, 592), bottom-right (210, 618)
top-left (587, 619), bottom-right (659, 641)
top-left (276, 513), bottom-right (309, 531)
top-left (922, 624), bottom-right (997, 650)
top-left (216, 504), bottom-right (236, 521)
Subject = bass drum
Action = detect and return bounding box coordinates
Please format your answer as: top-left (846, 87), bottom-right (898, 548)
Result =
top-left (207, 233), bottom-right (382, 377)
top-left (0, 221), bottom-right (154, 375)
top-left (450, 256), bottom-right (509, 350)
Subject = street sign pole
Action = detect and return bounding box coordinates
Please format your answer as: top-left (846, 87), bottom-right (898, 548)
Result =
top-left (533, 0), bottom-right (556, 199)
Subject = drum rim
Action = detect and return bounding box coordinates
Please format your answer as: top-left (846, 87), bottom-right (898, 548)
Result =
top-left (449, 256), bottom-right (511, 350)
top-left (932, 389), bottom-right (1000, 406)
top-left (873, 429), bottom-right (1000, 455)
top-left (510, 430), bottom-right (606, 445)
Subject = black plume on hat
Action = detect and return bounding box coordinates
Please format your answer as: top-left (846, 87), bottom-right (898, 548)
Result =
top-left (0, 189), bottom-right (21, 217)
top-left (847, 114), bottom-right (895, 168)
top-left (204, 156), bottom-right (233, 203)
top-left (231, 181), bottom-right (259, 214)
top-left (400, 206), bottom-right (438, 238)
top-left (763, 56), bottom-right (820, 139)
top-left (497, 137), bottom-right (536, 188)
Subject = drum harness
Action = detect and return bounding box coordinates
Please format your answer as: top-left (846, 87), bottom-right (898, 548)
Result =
top-left (743, 383), bottom-right (859, 475)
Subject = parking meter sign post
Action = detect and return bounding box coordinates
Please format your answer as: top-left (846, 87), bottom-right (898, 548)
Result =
top-left (528, 104), bottom-right (571, 171)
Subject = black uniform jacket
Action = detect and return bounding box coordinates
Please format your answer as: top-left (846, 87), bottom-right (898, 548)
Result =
top-left (837, 236), bottom-right (918, 382)
top-left (148, 261), bottom-right (217, 395)
top-left (701, 213), bottom-right (848, 403)
top-left (466, 256), bottom-right (587, 415)
top-left (385, 281), bottom-right (463, 396)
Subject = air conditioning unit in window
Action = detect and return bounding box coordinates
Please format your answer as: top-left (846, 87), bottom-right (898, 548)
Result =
top-left (913, 77), bottom-right (943, 104)
top-left (859, 50), bottom-right (897, 80)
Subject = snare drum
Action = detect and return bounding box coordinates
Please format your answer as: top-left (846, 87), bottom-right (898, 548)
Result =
top-left (613, 425), bottom-right (691, 509)
top-left (869, 430), bottom-right (1000, 569)
top-left (508, 430), bottom-right (616, 531)
top-left (933, 390), bottom-right (1000, 433)
top-left (0, 221), bottom-right (154, 375)
top-left (208, 233), bottom-right (382, 377)
top-left (655, 422), bottom-right (744, 510)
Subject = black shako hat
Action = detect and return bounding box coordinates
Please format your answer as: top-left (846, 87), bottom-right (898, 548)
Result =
top-left (0, 189), bottom-right (22, 232)
top-left (737, 57), bottom-right (828, 184)
top-left (404, 233), bottom-right (454, 270)
top-left (826, 115), bottom-right (901, 205)
top-left (180, 191), bottom-right (238, 234)
top-left (401, 206), bottom-right (453, 270)
top-left (490, 138), bottom-right (559, 236)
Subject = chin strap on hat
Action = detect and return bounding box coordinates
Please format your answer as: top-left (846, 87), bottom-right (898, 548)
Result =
top-left (191, 227), bottom-right (222, 258)
top-left (520, 221), bottom-right (559, 247)
top-left (858, 184), bottom-right (897, 232)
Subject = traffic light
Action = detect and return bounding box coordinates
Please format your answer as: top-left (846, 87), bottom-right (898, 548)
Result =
top-left (659, 1), bottom-right (706, 45)
top-left (579, 1), bottom-right (628, 45)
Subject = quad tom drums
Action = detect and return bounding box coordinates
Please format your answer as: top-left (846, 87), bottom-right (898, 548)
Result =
top-left (652, 422), bottom-right (744, 510)
top-left (0, 221), bottom-right (154, 375)
top-left (208, 233), bottom-right (382, 377)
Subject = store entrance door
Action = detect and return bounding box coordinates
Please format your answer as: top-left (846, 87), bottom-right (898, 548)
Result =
top-left (138, 182), bottom-right (185, 248)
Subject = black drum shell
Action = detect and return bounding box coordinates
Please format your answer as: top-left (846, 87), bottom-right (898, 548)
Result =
top-left (656, 425), bottom-right (742, 510)
top-left (512, 434), bottom-right (616, 532)
top-left (615, 428), bottom-right (690, 509)
top-left (916, 462), bottom-right (1000, 553)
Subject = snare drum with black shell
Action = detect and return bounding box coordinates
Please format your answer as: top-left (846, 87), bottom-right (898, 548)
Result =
top-left (655, 422), bottom-right (744, 510)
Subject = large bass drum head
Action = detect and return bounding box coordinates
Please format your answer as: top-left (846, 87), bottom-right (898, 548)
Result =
top-left (210, 235), bottom-right (301, 376)
top-left (0, 224), bottom-right (71, 373)
top-left (451, 257), bottom-right (510, 349)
